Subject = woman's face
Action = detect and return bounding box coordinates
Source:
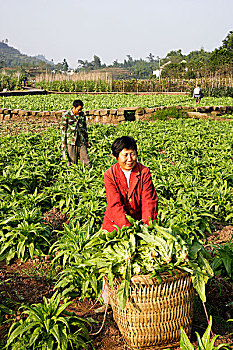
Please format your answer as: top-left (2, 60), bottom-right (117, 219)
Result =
top-left (117, 148), bottom-right (137, 171)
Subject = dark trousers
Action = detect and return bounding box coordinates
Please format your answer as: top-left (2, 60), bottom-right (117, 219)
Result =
top-left (63, 144), bottom-right (91, 167)
top-left (194, 94), bottom-right (202, 103)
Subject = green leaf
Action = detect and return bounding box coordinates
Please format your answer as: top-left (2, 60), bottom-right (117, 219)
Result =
top-left (108, 267), bottom-right (114, 289)
top-left (199, 252), bottom-right (214, 277)
top-left (196, 331), bottom-right (205, 350)
top-left (56, 300), bottom-right (72, 317)
top-left (125, 261), bottom-right (131, 283)
top-left (191, 268), bottom-right (208, 302)
top-left (6, 248), bottom-right (16, 264)
top-left (189, 241), bottom-right (202, 260)
top-left (208, 335), bottom-right (222, 350)
top-left (44, 318), bottom-right (51, 333)
top-left (28, 327), bottom-right (40, 347)
top-left (56, 316), bottom-right (69, 329)
top-left (125, 214), bottom-right (135, 225)
top-left (28, 242), bottom-right (35, 259)
top-left (211, 259), bottom-right (223, 271)
top-left (117, 280), bottom-right (129, 309)
top-left (59, 324), bottom-right (68, 350)
top-left (180, 326), bottom-right (194, 350)
top-left (49, 324), bottom-right (61, 347)
top-left (225, 213), bottom-right (233, 221)
top-left (222, 256), bottom-right (232, 277)
top-left (201, 315), bottom-right (212, 348)
top-left (129, 232), bottom-right (136, 250)
top-left (7, 322), bottom-right (38, 345)
top-left (47, 336), bottom-right (55, 350)
top-left (117, 261), bottom-right (131, 309)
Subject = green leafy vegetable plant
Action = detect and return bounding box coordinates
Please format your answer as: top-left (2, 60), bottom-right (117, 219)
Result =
top-left (6, 292), bottom-right (94, 350)
top-left (211, 239), bottom-right (233, 279)
top-left (151, 107), bottom-right (189, 120)
top-left (180, 316), bottom-right (228, 350)
top-left (0, 208), bottom-right (52, 264)
top-left (52, 221), bottom-right (99, 299)
top-left (0, 280), bottom-right (14, 324)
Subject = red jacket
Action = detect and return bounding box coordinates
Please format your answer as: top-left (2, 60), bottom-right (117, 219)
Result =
top-left (102, 162), bottom-right (158, 232)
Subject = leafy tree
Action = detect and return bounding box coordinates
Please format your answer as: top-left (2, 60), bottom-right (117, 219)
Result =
top-left (54, 62), bottom-right (63, 71)
top-left (147, 53), bottom-right (155, 62)
top-left (93, 55), bottom-right (101, 69)
top-left (209, 30), bottom-right (233, 72)
top-left (185, 48), bottom-right (211, 77)
top-left (163, 49), bottom-right (183, 63)
top-left (76, 59), bottom-right (91, 71)
top-left (209, 48), bottom-right (233, 71)
top-left (161, 61), bottom-right (186, 78)
top-left (132, 61), bottom-right (154, 78)
top-left (186, 48), bottom-right (210, 66)
top-left (126, 55), bottom-right (133, 62)
top-left (112, 59), bottom-right (120, 67)
top-left (77, 59), bottom-right (85, 67)
top-left (222, 30), bottom-right (233, 52)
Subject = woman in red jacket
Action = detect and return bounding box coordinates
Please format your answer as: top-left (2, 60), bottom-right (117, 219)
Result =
top-left (99, 136), bottom-right (159, 309)
top-left (102, 136), bottom-right (158, 233)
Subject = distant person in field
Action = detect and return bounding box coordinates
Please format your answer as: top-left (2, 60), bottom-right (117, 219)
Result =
top-left (193, 84), bottom-right (203, 103)
top-left (23, 76), bottom-right (28, 87)
top-left (60, 99), bottom-right (91, 167)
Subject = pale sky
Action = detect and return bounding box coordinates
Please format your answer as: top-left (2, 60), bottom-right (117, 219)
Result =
top-left (0, 0), bottom-right (232, 68)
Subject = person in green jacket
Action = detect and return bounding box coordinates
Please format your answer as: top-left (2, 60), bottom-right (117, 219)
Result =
top-left (60, 99), bottom-right (91, 167)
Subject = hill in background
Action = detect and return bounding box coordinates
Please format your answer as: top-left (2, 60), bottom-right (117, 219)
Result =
top-left (0, 42), bottom-right (52, 69)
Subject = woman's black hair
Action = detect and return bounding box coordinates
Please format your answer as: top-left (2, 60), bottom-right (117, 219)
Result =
top-left (111, 136), bottom-right (137, 158)
top-left (73, 100), bottom-right (83, 108)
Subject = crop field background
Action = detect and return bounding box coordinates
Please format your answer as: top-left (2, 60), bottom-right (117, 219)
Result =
top-left (1, 94), bottom-right (233, 111)
top-left (0, 94), bottom-right (233, 349)
top-left (1, 119), bottom-right (233, 242)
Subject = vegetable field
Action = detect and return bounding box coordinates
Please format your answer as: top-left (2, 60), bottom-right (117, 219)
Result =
top-left (1, 94), bottom-right (233, 111)
top-left (0, 101), bottom-right (233, 349)
top-left (1, 120), bottom-right (233, 239)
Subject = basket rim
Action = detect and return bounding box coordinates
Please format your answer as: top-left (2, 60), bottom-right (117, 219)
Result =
top-left (104, 269), bottom-right (191, 288)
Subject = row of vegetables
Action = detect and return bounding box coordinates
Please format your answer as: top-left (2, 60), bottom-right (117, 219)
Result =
top-left (1, 94), bottom-right (233, 111)
top-left (0, 118), bottom-right (233, 349)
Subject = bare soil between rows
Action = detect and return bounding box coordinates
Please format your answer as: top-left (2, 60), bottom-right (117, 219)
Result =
top-left (0, 221), bottom-right (232, 349)
top-left (0, 110), bottom-right (233, 138)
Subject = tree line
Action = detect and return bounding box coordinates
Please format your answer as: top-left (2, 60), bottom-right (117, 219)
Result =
top-left (71, 31), bottom-right (233, 79)
top-left (1, 31), bottom-right (232, 80)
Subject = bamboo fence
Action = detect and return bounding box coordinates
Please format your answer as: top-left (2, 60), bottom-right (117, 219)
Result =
top-left (35, 71), bottom-right (113, 83)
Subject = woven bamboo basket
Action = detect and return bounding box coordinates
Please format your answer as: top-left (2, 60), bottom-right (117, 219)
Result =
top-left (104, 270), bottom-right (194, 349)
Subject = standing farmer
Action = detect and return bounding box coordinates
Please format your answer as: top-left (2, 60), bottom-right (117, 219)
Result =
top-left (193, 84), bottom-right (203, 103)
top-left (60, 100), bottom-right (91, 167)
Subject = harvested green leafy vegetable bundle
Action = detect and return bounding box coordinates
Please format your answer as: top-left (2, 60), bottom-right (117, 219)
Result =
top-left (83, 216), bottom-right (213, 309)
